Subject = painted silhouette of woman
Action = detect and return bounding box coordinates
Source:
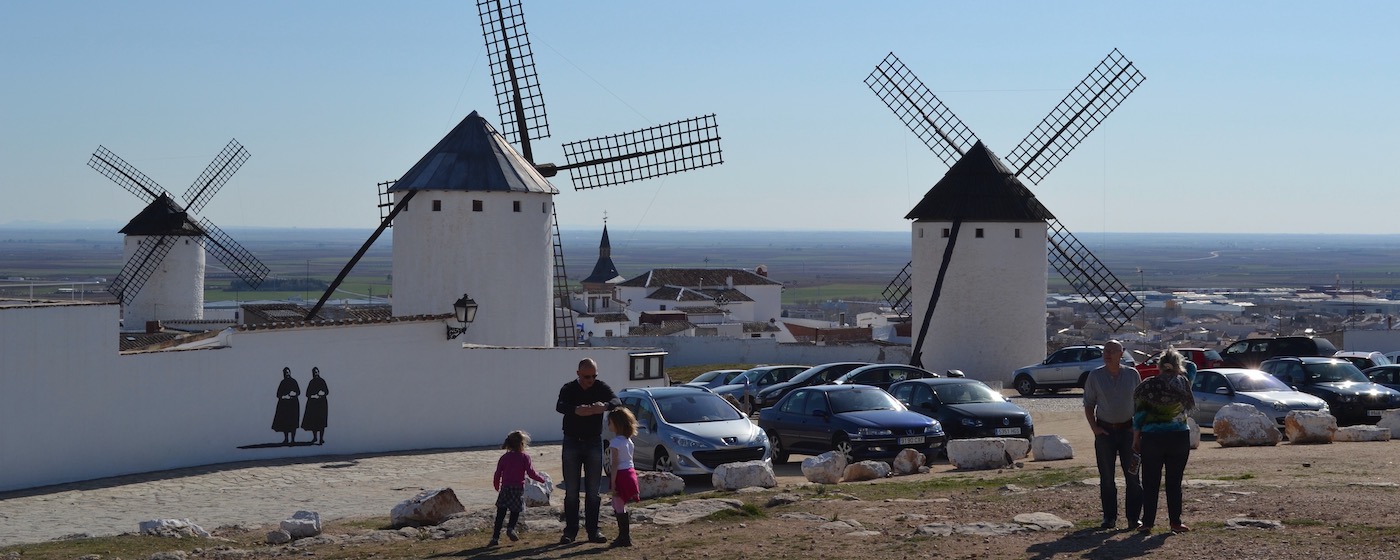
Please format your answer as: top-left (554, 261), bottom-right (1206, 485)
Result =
top-left (302, 367), bottom-right (329, 445)
top-left (272, 367), bottom-right (301, 444)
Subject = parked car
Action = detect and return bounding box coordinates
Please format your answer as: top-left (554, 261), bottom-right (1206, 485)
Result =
top-left (755, 362), bottom-right (870, 409)
top-left (831, 364), bottom-right (939, 391)
top-left (758, 384), bottom-right (946, 463)
top-left (1135, 347), bottom-right (1224, 380)
top-left (1189, 368), bottom-right (1329, 428)
top-left (712, 365), bottom-right (809, 412)
top-left (889, 377), bottom-right (1033, 440)
top-left (1012, 345), bottom-right (1133, 396)
top-left (612, 386), bottom-right (770, 475)
top-left (1332, 351), bottom-right (1391, 371)
top-left (1385, 351), bottom-right (1400, 365)
top-left (1218, 336), bottom-right (1337, 369)
top-left (1362, 364), bottom-right (1400, 392)
top-left (1258, 357), bottom-right (1400, 425)
top-left (682, 368), bottom-right (746, 389)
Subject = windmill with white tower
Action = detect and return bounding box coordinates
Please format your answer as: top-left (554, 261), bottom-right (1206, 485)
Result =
top-left (88, 140), bottom-right (269, 330)
top-left (305, 0), bottom-right (723, 347)
top-left (865, 50), bottom-right (1146, 385)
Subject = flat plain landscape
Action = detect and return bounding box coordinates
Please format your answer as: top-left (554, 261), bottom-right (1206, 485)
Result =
top-left (5, 227), bottom-right (1400, 305)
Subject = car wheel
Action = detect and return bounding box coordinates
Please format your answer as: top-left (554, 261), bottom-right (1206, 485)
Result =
top-left (1014, 376), bottom-right (1037, 397)
top-left (654, 448), bottom-right (675, 473)
top-left (769, 431), bottom-right (789, 464)
top-left (833, 435), bottom-right (854, 463)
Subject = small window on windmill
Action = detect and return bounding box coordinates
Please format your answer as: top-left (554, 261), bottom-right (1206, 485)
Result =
top-left (975, 228), bottom-right (984, 238)
top-left (513, 200), bottom-right (521, 212)
top-left (941, 228), bottom-right (950, 238)
top-left (1015, 228), bottom-right (1022, 238)
top-left (542, 202), bottom-right (548, 213)
top-left (432, 200), bottom-right (441, 211)
top-left (472, 200), bottom-right (483, 212)
top-left (918, 227), bottom-right (924, 239)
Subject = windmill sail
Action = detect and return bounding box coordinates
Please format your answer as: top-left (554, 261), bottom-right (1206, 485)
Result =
top-left (89, 146), bottom-right (167, 203)
top-left (557, 115), bottom-right (724, 190)
top-left (883, 261), bottom-right (913, 317)
top-left (1046, 220), bottom-right (1141, 330)
top-left (184, 139), bottom-right (251, 215)
top-left (865, 52), bottom-right (979, 167)
top-left (197, 217), bottom-right (270, 290)
top-left (478, 0), bottom-right (549, 159)
top-left (109, 235), bottom-right (175, 306)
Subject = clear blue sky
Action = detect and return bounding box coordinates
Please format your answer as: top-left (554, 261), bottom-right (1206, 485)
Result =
top-left (3, 1), bottom-right (1397, 234)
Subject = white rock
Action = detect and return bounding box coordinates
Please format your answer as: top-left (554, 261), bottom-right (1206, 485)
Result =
top-left (280, 510), bottom-right (322, 539)
top-left (801, 451), bottom-right (847, 484)
top-left (946, 438), bottom-right (1023, 470)
top-left (1004, 438), bottom-right (1030, 460)
top-left (523, 471), bottom-right (552, 507)
top-left (1031, 435), bottom-right (1073, 461)
top-left (1376, 409), bottom-right (1400, 438)
top-left (891, 448), bottom-right (926, 474)
top-left (138, 519), bottom-right (210, 538)
top-left (1284, 410), bottom-right (1335, 444)
top-left (648, 498), bottom-right (745, 525)
top-left (638, 471), bottom-right (686, 498)
top-left (1013, 512), bottom-right (1072, 530)
top-left (1188, 417), bottom-right (1201, 449)
top-left (390, 488), bottom-right (464, 527)
top-left (1226, 518), bottom-right (1285, 530)
top-left (265, 530), bottom-right (292, 544)
top-left (1335, 425), bottom-right (1392, 442)
top-left (1213, 404), bottom-right (1281, 447)
top-left (841, 460), bottom-right (891, 482)
top-left (712, 460), bottom-right (777, 490)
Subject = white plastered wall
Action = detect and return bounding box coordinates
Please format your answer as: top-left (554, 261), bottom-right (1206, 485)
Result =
top-left (910, 221), bottom-right (1047, 384)
top-left (122, 234), bottom-right (205, 328)
top-left (391, 190), bottom-right (553, 346)
top-left (0, 303), bottom-right (663, 492)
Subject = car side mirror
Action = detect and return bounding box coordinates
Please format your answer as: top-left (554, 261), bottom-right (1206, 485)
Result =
top-left (920, 402), bottom-right (937, 411)
top-left (1214, 387), bottom-right (1231, 395)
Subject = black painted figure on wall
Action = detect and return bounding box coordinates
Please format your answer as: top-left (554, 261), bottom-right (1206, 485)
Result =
top-left (302, 367), bottom-right (329, 445)
top-left (272, 367), bottom-right (301, 444)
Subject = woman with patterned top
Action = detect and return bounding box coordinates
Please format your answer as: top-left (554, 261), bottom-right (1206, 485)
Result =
top-left (1132, 348), bottom-right (1196, 534)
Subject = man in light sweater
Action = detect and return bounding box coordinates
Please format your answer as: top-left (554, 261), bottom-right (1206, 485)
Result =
top-left (1083, 340), bottom-right (1142, 530)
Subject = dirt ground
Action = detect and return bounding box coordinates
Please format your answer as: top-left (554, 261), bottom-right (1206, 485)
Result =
top-left (7, 392), bottom-right (1399, 560)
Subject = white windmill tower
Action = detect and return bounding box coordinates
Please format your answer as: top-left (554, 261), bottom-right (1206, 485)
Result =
top-left (88, 141), bottom-right (269, 330)
top-left (866, 51), bottom-right (1146, 386)
top-left (305, 0), bottom-right (723, 346)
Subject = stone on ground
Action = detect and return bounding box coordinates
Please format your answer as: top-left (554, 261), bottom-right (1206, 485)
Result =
top-left (1284, 410), bottom-right (1335, 444)
top-left (524, 471), bottom-right (552, 507)
top-left (638, 471), bottom-right (686, 498)
top-left (947, 438), bottom-right (1025, 470)
top-left (280, 510), bottom-right (322, 539)
top-left (801, 451), bottom-right (846, 484)
top-left (1031, 435), bottom-right (1073, 461)
top-left (712, 460), bottom-right (776, 490)
top-left (1334, 425), bottom-right (1391, 442)
top-left (841, 460), bottom-right (891, 482)
top-left (892, 448), bottom-right (926, 474)
top-left (1213, 404), bottom-right (1281, 447)
top-left (1377, 409), bottom-right (1400, 438)
top-left (390, 488), bottom-right (464, 527)
top-left (138, 519), bottom-right (210, 538)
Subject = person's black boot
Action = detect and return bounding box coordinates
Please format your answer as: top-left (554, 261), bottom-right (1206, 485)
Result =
top-left (489, 508), bottom-right (505, 546)
top-left (609, 512), bottom-right (632, 547)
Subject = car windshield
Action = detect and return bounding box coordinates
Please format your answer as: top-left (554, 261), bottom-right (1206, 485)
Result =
top-left (1301, 362), bottom-right (1370, 383)
top-left (1226, 372), bottom-right (1292, 392)
top-left (655, 394), bottom-right (744, 423)
top-left (729, 369), bottom-right (762, 385)
top-left (690, 370), bottom-right (722, 383)
top-left (932, 382), bottom-right (1003, 404)
top-left (828, 389), bottom-right (902, 413)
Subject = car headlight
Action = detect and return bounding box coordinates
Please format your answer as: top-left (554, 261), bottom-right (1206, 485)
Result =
top-left (857, 427), bottom-right (892, 437)
top-left (1024, 415), bottom-right (1033, 426)
top-left (670, 435), bottom-right (706, 449)
top-left (960, 417), bottom-right (984, 427)
top-left (1391, 394), bottom-right (1400, 405)
top-left (924, 422), bottom-right (944, 435)
top-left (755, 429), bottom-right (769, 443)
top-left (1271, 401), bottom-right (1289, 411)
top-left (1338, 395), bottom-right (1357, 403)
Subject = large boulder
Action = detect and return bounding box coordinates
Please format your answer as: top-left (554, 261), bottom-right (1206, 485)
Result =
top-left (280, 510), bottom-right (322, 539)
top-left (524, 471), bottom-right (552, 507)
top-left (637, 471), bottom-right (686, 499)
top-left (841, 460), bottom-right (891, 482)
top-left (1335, 425), bottom-right (1392, 442)
top-left (947, 438), bottom-right (1025, 470)
top-left (1213, 404), bottom-right (1281, 447)
top-left (1004, 438), bottom-right (1030, 460)
top-left (390, 488), bottom-right (464, 527)
top-left (1284, 410), bottom-right (1336, 444)
top-left (801, 451), bottom-right (846, 484)
top-left (712, 460), bottom-right (777, 490)
top-left (1031, 435), bottom-right (1073, 461)
top-left (139, 519), bottom-right (210, 538)
top-left (892, 448), bottom-right (926, 474)
top-left (1188, 417), bottom-right (1201, 449)
top-left (1377, 409), bottom-right (1400, 438)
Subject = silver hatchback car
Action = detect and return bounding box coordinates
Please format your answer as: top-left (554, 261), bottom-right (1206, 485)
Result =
top-left (612, 386), bottom-right (771, 475)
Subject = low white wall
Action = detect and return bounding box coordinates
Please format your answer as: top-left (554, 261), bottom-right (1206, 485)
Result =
top-left (0, 303), bottom-right (661, 492)
top-left (589, 336), bottom-right (912, 369)
top-left (1341, 330), bottom-right (1400, 353)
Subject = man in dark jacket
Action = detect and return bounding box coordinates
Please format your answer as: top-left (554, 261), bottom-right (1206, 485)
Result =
top-left (555, 358), bottom-right (621, 545)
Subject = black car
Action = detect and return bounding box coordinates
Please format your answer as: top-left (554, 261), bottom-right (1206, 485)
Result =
top-left (889, 378), bottom-right (1034, 440)
top-left (832, 364), bottom-right (939, 391)
top-left (1220, 336), bottom-right (1337, 369)
top-left (1362, 364), bottom-right (1400, 393)
top-left (1258, 356), bottom-right (1400, 425)
top-left (757, 384), bottom-right (946, 463)
top-left (755, 362), bottom-right (870, 409)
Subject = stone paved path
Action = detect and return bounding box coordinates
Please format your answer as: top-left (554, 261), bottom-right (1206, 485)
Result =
top-left (0, 444), bottom-right (548, 547)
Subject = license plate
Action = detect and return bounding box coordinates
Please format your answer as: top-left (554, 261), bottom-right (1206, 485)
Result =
top-left (995, 427), bottom-right (1021, 436)
top-left (1368, 410), bottom-right (1384, 417)
top-left (897, 436), bottom-right (925, 445)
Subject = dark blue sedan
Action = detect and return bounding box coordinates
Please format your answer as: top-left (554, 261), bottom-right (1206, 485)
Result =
top-left (889, 378), bottom-right (1034, 441)
top-left (757, 384), bottom-right (946, 463)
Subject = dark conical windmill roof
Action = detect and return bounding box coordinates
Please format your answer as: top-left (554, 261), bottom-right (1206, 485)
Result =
top-left (387, 111), bottom-right (559, 194)
top-left (119, 193), bottom-right (203, 236)
top-left (582, 225), bottom-right (625, 285)
top-left (904, 141), bottom-right (1055, 222)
